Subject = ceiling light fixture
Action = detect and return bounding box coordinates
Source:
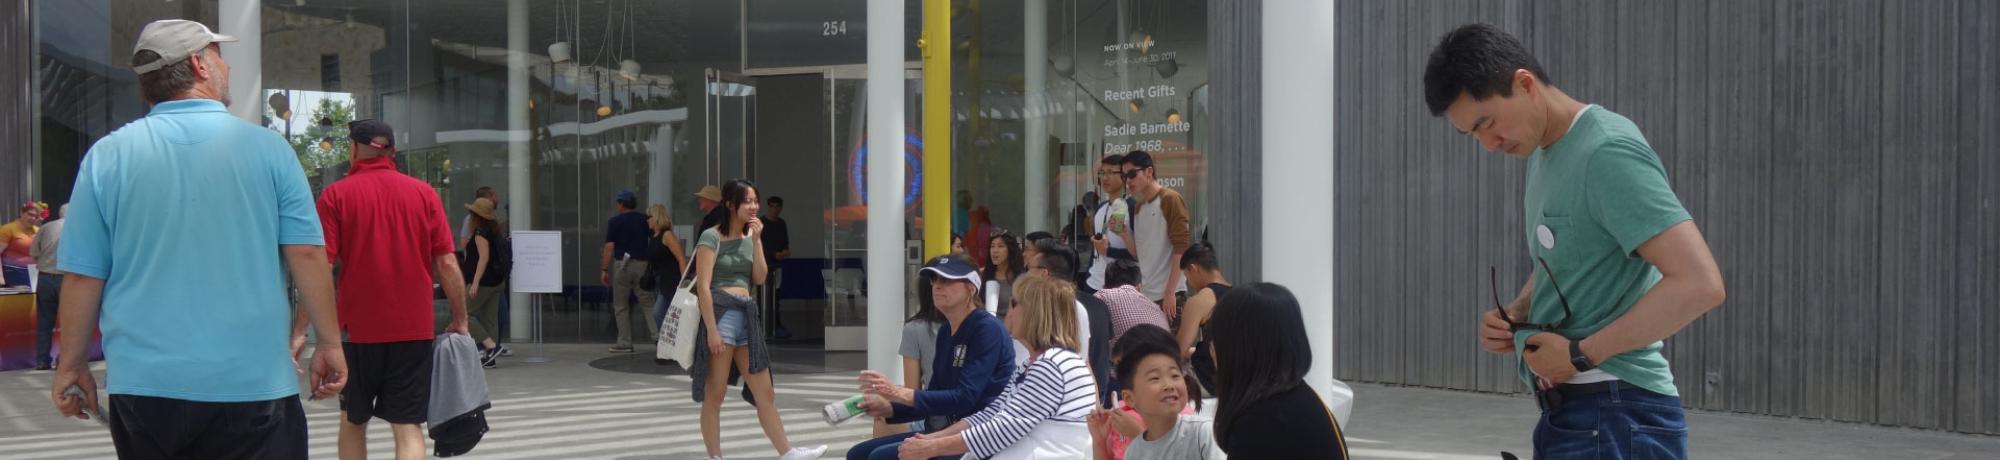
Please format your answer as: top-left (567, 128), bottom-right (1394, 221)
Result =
top-left (550, 0), bottom-right (574, 63)
top-left (619, 59), bottom-right (641, 81)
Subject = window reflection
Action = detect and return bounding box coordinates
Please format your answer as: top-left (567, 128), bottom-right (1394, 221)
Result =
top-left (32, 0), bottom-right (1212, 345)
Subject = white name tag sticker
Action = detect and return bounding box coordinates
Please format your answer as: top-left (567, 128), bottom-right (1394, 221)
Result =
top-left (1536, 224), bottom-right (1557, 250)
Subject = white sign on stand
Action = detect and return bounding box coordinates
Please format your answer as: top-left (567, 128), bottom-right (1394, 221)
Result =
top-left (509, 231), bottom-right (563, 294)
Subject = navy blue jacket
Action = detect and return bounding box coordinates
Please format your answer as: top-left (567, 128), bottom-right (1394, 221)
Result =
top-left (890, 309), bottom-right (1017, 428)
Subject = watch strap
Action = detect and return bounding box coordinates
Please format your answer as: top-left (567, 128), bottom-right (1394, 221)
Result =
top-left (1570, 338), bottom-right (1596, 372)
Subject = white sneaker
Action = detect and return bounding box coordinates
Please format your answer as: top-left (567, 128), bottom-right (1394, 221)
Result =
top-left (778, 446), bottom-right (827, 460)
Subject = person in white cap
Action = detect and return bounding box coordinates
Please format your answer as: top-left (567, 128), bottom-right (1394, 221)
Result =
top-left (50, 19), bottom-right (348, 458)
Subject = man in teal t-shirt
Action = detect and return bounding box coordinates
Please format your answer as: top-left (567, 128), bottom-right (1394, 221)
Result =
top-left (1424, 24), bottom-right (1728, 459)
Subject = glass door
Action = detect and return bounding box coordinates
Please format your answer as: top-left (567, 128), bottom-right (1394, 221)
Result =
top-left (822, 69), bottom-right (924, 350)
top-left (705, 69), bottom-right (756, 185)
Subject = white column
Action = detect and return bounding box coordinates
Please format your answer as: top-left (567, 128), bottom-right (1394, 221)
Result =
top-left (1261, 1), bottom-right (1337, 404)
top-left (865, 0), bottom-right (908, 378)
top-left (506, 0), bottom-right (534, 338)
top-left (1115, 0), bottom-right (1129, 89)
top-left (219, 0), bottom-right (261, 122)
top-left (1022, 0), bottom-right (1049, 234)
top-left (648, 124), bottom-right (675, 211)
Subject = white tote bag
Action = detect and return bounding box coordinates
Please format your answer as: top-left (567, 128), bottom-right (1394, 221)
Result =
top-left (656, 263), bottom-right (702, 367)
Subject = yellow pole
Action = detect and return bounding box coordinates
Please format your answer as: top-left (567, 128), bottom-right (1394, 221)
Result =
top-left (921, 0), bottom-right (952, 259)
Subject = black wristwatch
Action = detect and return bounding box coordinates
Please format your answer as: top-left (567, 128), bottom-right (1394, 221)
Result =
top-left (1570, 338), bottom-right (1597, 373)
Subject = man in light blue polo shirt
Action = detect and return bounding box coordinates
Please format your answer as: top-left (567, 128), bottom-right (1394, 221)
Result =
top-left (50, 19), bottom-right (349, 458)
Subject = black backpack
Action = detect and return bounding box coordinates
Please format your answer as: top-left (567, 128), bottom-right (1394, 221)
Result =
top-left (486, 234), bottom-right (513, 281)
top-left (463, 229), bottom-right (513, 286)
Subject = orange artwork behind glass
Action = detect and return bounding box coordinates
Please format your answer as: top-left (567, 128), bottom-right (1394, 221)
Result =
top-left (0, 293), bottom-right (102, 370)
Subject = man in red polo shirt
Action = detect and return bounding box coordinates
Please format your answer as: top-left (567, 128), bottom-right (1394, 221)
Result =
top-left (315, 119), bottom-right (470, 460)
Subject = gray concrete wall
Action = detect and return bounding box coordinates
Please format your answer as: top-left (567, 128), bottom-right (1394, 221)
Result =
top-left (1303, 0), bottom-right (2000, 435)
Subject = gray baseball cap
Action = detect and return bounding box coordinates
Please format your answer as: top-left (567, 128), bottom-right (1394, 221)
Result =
top-left (131, 20), bottom-right (238, 74)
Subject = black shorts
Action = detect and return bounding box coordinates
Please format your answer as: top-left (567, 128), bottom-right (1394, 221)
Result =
top-left (110, 394), bottom-right (306, 459)
top-left (341, 340), bottom-right (434, 425)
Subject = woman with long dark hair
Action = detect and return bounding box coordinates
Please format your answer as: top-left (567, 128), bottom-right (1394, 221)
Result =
top-left (689, 179), bottom-right (825, 460)
top-left (879, 270), bottom-right (953, 436)
top-left (983, 231), bottom-right (1025, 317)
top-left (1206, 283), bottom-right (1348, 459)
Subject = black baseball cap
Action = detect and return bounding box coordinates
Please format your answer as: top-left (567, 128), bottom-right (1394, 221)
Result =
top-left (349, 119), bottom-right (396, 149)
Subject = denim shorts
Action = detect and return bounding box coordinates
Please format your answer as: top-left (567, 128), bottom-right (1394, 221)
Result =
top-left (713, 291), bottom-right (753, 347)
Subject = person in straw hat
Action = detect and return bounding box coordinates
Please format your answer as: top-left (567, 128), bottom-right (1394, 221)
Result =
top-left (463, 197), bottom-right (509, 367)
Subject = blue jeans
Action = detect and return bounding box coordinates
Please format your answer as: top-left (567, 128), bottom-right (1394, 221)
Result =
top-left (1534, 382), bottom-right (1689, 460)
top-left (34, 274), bottom-right (62, 366)
top-left (846, 432), bottom-right (962, 460)
top-left (650, 291), bottom-right (670, 334)
top-left (1, 265), bottom-right (27, 288)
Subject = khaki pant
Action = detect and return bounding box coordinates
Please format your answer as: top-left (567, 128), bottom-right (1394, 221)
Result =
top-left (468, 282), bottom-right (506, 344)
top-left (611, 260), bottom-right (658, 347)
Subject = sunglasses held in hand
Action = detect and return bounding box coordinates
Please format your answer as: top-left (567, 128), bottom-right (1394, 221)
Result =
top-left (1489, 258), bottom-right (1576, 351)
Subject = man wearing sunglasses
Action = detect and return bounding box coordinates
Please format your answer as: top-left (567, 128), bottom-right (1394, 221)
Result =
top-left (1120, 151), bottom-right (1193, 326)
top-left (1425, 24), bottom-right (1726, 459)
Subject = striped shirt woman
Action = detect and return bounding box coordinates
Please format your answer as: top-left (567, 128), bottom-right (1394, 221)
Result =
top-left (892, 276), bottom-right (1099, 459)
top-left (962, 347), bottom-right (1097, 457)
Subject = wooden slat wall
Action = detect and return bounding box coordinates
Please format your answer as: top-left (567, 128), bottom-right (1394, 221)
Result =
top-left (1205, 0), bottom-right (1261, 283)
top-left (1878, 0), bottom-right (1960, 431)
top-left (1, 1), bottom-right (33, 205)
top-left (1952, 0), bottom-right (2000, 436)
top-left (1320, 0), bottom-right (2000, 434)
